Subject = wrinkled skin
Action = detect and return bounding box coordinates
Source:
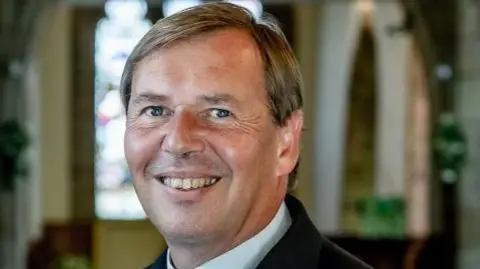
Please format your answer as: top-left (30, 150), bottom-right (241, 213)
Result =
top-left (124, 28), bottom-right (303, 268)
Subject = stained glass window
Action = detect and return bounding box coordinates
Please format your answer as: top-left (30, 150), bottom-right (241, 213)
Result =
top-left (94, 0), bottom-right (151, 220)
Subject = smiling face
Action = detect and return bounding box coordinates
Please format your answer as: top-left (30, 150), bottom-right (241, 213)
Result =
top-left (124, 28), bottom-right (302, 249)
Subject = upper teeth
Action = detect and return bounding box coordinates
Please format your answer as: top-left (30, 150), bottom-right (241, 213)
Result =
top-left (162, 178), bottom-right (218, 190)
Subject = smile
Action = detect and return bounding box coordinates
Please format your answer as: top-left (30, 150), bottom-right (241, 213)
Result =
top-left (159, 177), bottom-right (221, 191)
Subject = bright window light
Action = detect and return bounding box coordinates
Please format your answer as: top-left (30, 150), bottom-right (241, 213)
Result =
top-left (162, 0), bottom-right (263, 19)
top-left (162, 0), bottom-right (203, 17)
top-left (226, 0), bottom-right (263, 19)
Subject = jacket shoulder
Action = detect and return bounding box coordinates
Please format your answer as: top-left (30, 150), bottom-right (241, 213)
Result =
top-left (319, 236), bottom-right (373, 269)
top-left (144, 250), bottom-right (168, 269)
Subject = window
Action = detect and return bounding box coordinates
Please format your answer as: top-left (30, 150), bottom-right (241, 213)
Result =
top-left (94, 0), bottom-right (151, 220)
top-left (162, 0), bottom-right (203, 17)
top-left (162, 0), bottom-right (263, 18)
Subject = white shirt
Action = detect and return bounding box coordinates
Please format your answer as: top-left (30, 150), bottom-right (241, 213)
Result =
top-left (167, 202), bottom-right (292, 269)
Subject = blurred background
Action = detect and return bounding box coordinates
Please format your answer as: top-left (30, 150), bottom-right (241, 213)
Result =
top-left (0, 0), bottom-right (477, 268)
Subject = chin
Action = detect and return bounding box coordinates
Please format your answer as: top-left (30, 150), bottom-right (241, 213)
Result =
top-left (160, 223), bottom-right (218, 245)
top-left (153, 212), bottom-right (219, 244)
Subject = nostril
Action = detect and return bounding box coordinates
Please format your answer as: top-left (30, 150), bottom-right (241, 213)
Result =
top-left (181, 151), bottom-right (193, 158)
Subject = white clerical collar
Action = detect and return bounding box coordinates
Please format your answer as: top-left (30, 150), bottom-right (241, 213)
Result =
top-left (167, 201), bottom-right (291, 269)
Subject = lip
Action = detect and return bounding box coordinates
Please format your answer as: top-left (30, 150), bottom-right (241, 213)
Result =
top-left (153, 171), bottom-right (222, 180)
top-left (160, 178), bottom-right (222, 203)
top-left (153, 172), bottom-right (223, 203)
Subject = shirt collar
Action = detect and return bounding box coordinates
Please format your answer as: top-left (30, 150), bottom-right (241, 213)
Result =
top-left (167, 201), bottom-right (291, 269)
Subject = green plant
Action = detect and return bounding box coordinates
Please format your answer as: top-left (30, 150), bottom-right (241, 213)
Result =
top-left (356, 196), bottom-right (405, 238)
top-left (49, 254), bottom-right (92, 269)
top-left (0, 120), bottom-right (30, 191)
top-left (433, 113), bottom-right (467, 184)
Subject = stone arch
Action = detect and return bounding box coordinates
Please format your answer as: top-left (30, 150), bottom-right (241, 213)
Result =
top-left (314, 1), bottom-right (369, 233)
top-left (314, 0), bottom-right (432, 236)
top-left (405, 39), bottom-right (431, 238)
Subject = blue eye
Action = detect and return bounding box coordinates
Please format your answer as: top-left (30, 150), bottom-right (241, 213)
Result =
top-left (211, 108), bottom-right (231, 118)
top-left (146, 106), bottom-right (165, 117)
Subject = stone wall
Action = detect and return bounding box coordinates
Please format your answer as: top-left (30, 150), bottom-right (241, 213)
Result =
top-left (457, 0), bottom-right (480, 268)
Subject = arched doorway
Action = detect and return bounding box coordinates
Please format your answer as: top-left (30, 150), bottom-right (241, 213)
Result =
top-left (314, 0), bottom-right (432, 239)
top-left (342, 23), bottom-right (377, 235)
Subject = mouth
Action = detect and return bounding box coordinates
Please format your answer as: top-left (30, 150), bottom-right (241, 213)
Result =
top-left (157, 177), bottom-right (222, 191)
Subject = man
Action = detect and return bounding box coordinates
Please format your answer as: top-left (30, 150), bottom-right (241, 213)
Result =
top-left (121, 2), bottom-right (372, 269)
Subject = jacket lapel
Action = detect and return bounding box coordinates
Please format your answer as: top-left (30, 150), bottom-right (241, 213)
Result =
top-left (255, 195), bottom-right (323, 269)
top-left (146, 195), bottom-right (322, 269)
top-left (146, 250), bottom-right (168, 269)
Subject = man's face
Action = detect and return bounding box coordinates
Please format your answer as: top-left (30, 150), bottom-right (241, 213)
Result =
top-left (124, 29), bottom-right (302, 246)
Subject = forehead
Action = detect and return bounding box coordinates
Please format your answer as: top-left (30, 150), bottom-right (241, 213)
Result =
top-left (131, 28), bottom-right (266, 102)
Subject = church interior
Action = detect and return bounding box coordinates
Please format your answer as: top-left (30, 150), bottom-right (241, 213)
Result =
top-left (1, 0), bottom-right (480, 268)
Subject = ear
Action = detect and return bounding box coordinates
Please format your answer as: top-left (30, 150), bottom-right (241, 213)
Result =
top-left (276, 110), bottom-right (304, 177)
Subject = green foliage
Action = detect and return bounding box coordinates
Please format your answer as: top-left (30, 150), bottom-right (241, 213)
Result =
top-left (356, 196), bottom-right (405, 238)
top-left (49, 254), bottom-right (92, 269)
top-left (433, 113), bottom-right (467, 183)
top-left (0, 120), bottom-right (30, 191)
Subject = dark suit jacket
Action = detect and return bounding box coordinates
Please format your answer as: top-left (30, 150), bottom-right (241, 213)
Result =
top-left (146, 195), bottom-right (373, 269)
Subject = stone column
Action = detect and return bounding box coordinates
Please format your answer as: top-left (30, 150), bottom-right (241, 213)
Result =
top-left (0, 186), bottom-right (16, 269)
top-left (457, 0), bottom-right (480, 268)
top-left (405, 40), bottom-right (431, 238)
top-left (0, 73), bottom-right (25, 269)
top-left (0, 1), bottom-right (53, 268)
top-left (372, 2), bottom-right (410, 197)
top-left (314, 1), bottom-right (363, 233)
top-left (0, 54), bottom-right (40, 269)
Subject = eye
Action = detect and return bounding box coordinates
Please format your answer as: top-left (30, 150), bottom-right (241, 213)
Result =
top-left (144, 106), bottom-right (166, 117)
top-left (210, 108), bottom-right (232, 119)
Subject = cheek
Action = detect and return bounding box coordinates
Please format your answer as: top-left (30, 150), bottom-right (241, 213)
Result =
top-left (124, 129), bottom-right (158, 177)
top-left (212, 129), bottom-right (279, 180)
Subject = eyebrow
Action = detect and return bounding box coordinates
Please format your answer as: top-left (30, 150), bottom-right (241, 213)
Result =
top-left (130, 92), bottom-right (240, 107)
top-left (198, 93), bottom-right (240, 106)
top-left (131, 93), bottom-right (169, 105)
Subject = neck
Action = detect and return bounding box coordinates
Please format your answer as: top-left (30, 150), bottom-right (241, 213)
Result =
top-left (168, 195), bottom-right (285, 269)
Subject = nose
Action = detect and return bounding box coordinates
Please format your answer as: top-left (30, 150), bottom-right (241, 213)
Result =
top-left (161, 109), bottom-right (205, 157)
